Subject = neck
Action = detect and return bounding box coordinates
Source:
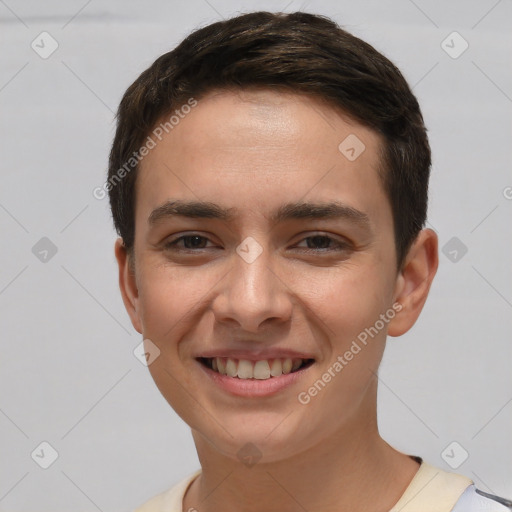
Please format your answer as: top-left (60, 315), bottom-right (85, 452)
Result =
top-left (183, 384), bottom-right (420, 512)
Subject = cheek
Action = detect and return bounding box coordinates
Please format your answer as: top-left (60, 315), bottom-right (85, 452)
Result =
top-left (302, 267), bottom-right (392, 341)
top-left (295, 271), bottom-right (388, 429)
top-left (137, 265), bottom-right (211, 421)
top-left (136, 263), bottom-right (210, 340)
top-left (296, 268), bottom-right (390, 393)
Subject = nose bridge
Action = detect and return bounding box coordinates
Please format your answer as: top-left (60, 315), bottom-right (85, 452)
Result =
top-left (213, 238), bottom-right (291, 330)
top-left (237, 244), bottom-right (275, 303)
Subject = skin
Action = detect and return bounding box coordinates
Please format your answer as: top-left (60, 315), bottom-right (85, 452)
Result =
top-left (115, 89), bottom-right (438, 512)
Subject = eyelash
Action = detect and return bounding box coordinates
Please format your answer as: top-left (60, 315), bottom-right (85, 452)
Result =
top-left (163, 233), bottom-right (351, 253)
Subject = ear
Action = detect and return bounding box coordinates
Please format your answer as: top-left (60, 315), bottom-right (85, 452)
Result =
top-left (387, 228), bottom-right (438, 337)
top-left (114, 238), bottom-right (143, 334)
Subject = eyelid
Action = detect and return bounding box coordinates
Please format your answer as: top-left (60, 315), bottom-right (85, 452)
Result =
top-left (164, 232), bottom-right (217, 249)
top-left (293, 232), bottom-right (353, 250)
top-left (291, 228), bottom-right (350, 242)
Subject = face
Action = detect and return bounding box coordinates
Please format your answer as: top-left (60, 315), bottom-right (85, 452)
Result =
top-left (116, 89), bottom-right (433, 463)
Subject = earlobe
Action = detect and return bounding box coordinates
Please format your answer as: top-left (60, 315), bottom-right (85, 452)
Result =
top-left (388, 229), bottom-right (439, 337)
top-left (114, 238), bottom-right (143, 334)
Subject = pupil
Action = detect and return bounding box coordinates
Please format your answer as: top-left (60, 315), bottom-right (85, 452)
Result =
top-left (186, 236), bottom-right (205, 248)
top-left (308, 236), bottom-right (329, 249)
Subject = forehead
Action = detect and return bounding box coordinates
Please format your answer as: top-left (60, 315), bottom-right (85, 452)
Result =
top-left (135, 89), bottom-right (391, 230)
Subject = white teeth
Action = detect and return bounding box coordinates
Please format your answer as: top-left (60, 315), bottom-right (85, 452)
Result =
top-left (237, 359), bottom-right (253, 379)
top-left (225, 358), bottom-right (237, 377)
top-left (209, 357), bottom-right (310, 380)
top-left (253, 360), bottom-right (271, 380)
top-left (270, 359), bottom-right (282, 377)
top-left (291, 358), bottom-right (302, 371)
top-left (217, 357), bottom-right (226, 375)
top-left (282, 358), bottom-right (293, 374)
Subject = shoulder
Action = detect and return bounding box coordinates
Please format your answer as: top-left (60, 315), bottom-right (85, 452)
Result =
top-left (390, 458), bottom-right (511, 512)
top-left (134, 469), bottom-right (201, 512)
top-left (451, 485), bottom-right (512, 512)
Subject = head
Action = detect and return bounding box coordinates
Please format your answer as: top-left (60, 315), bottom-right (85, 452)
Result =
top-left (110, 12), bottom-right (438, 463)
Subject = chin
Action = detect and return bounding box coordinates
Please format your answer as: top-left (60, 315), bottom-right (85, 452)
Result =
top-left (194, 416), bottom-right (318, 465)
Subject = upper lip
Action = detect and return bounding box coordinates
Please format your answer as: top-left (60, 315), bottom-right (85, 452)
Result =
top-left (196, 348), bottom-right (316, 361)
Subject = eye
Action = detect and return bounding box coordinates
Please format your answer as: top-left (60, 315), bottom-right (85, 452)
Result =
top-left (295, 234), bottom-right (351, 252)
top-left (164, 234), bottom-right (215, 251)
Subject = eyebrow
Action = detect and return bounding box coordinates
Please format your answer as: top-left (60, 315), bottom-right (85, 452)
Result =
top-left (148, 199), bottom-right (371, 228)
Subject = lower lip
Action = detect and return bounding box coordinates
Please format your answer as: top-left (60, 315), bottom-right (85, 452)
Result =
top-left (196, 360), bottom-right (314, 398)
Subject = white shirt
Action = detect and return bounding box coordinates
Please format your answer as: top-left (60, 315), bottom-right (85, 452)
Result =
top-left (452, 485), bottom-right (511, 511)
top-left (134, 460), bottom-right (511, 512)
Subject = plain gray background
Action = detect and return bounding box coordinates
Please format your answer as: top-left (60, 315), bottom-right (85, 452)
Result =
top-left (1, 0), bottom-right (511, 510)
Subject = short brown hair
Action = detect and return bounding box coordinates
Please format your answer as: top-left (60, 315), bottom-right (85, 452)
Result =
top-left (108, 11), bottom-right (431, 269)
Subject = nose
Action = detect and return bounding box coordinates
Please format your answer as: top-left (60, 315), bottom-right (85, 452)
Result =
top-left (211, 243), bottom-right (293, 332)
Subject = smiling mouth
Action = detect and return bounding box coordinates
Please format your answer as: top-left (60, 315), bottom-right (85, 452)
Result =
top-left (197, 357), bottom-right (315, 380)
